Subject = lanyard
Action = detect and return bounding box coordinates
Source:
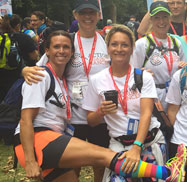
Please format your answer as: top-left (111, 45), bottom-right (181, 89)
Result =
top-left (109, 65), bottom-right (131, 115)
top-left (152, 32), bottom-right (173, 75)
top-left (170, 21), bottom-right (185, 36)
top-left (47, 62), bottom-right (71, 119)
top-left (77, 31), bottom-right (97, 78)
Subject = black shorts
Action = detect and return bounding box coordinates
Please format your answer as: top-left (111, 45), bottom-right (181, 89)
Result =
top-left (15, 130), bottom-right (72, 182)
top-left (72, 123), bottom-right (110, 148)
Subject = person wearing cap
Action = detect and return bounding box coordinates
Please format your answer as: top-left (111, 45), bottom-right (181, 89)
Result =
top-left (66, 0), bottom-right (110, 181)
top-left (124, 15), bottom-right (140, 40)
top-left (138, 0), bottom-right (186, 36)
top-left (21, 0), bottom-right (111, 181)
top-left (131, 1), bottom-right (186, 112)
top-left (102, 19), bottom-right (113, 36)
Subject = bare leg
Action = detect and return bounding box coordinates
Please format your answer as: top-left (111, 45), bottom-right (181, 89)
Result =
top-left (58, 137), bottom-right (115, 169)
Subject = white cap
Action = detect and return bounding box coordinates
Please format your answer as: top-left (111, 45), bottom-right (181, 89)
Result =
top-left (107, 19), bottom-right (112, 24)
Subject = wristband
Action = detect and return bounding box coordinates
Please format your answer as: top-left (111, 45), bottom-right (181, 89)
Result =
top-left (133, 140), bottom-right (144, 151)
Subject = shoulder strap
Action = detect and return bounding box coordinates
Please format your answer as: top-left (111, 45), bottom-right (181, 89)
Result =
top-left (0, 34), bottom-right (6, 59)
top-left (180, 66), bottom-right (187, 94)
top-left (42, 66), bottom-right (55, 101)
top-left (170, 35), bottom-right (179, 55)
top-left (43, 66), bottom-right (65, 108)
top-left (143, 35), bottom-right (156, 67)
top-left (134, 68), bottom-right (143, 93)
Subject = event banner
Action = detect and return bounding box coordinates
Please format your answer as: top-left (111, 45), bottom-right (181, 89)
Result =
top-left (0, 0), bottom-right (12, 16)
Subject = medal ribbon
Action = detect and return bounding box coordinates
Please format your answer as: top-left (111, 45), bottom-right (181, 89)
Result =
top-left (152, 32), bottom-right (173, 75)
top-left (170, 21), bottom-right (185, 36)
top-left (109, 65), bottom-right (131, 115)
top-left (47, 62), bottom-right (71, 119)
top-left (77, 31), bottom-right (97, 78)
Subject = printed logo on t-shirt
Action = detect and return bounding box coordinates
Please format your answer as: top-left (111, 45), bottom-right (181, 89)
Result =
top-left (49, 93), bottom-right (66, 109)
top-left (149, 52), bottom-right (162, 66)
top-left (149, 50), bottom-right (179, 66)
top-left (70, 53), bottom-right (109, 68)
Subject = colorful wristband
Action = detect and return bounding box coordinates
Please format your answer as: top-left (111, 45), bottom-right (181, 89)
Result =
top-left (133, 140), bottom-right (144, 151)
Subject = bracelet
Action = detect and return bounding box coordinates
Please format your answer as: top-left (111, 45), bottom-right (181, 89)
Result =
top-left (96, 107), bottom-right (105, 117)
top-left (133, 140), bottom-right (145, 151)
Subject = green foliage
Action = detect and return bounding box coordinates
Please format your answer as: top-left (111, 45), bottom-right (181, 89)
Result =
top-left (11, 0), bottom-right (147, 29)
top-left (115, 0), bottom-right (147, 23)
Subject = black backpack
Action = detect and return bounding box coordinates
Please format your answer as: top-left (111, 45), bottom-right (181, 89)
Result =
top-left (143, 34), bottom-right (179, 67)
top-left (133, 68), bottom-right (174, 141)
top-left (0, 66), bottom-right (59, 144)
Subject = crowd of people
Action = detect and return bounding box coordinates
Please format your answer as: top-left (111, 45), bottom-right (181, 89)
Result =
top-left (1, 0), bottom-right (187, 182)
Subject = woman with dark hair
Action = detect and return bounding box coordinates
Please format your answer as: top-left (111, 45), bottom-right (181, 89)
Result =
top-left (0, 14), bottom-right (38, 102)
top-left (14, 30), bottom-right (186, 182)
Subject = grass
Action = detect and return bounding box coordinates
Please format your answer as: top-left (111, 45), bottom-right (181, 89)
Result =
top-left (0, 139), bottom-right (94, 182)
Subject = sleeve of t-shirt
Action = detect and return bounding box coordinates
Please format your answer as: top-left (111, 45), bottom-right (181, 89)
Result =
top-left (130, 37), bottom-right (147, 68)
top-left (141, 71), bottom-right (158, 99)
top-left (177, 39), bottom-right (186, 62)
top-left (21, 70), bottom-right (50, 110)
top-left (165, 70), bottom-right (181, 105)
top-left (36, 53), bottom-right (48, 66)
top-left (82, 76), bottom-right (101, 112)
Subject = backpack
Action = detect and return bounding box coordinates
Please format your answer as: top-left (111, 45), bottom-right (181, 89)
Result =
top-left (38, 21), bottom-right (66, 56)
top-left (134, 68), bottom-right (174, 141)
top-left (0, 33), bottom-right (22, 70)
top-left (0, 66), bottom-right (59, 144)
top-left (180, 65), bottom-right (187, 95)
top-left (143, 34), bottom-right (179, 67)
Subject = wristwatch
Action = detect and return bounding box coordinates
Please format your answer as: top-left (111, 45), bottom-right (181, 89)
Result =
top-left (133, 140), bottom-right (145, 151)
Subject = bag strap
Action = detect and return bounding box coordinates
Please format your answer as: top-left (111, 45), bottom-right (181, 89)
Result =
top-left (42, 66), bottom-right (55, 101)
top-left (43, 66), bottom-right (65, 108)
top-left (0, 34), bottom-right (6, 59)
top-left (143, 35), bottom-right (179, 68)
top-left (170, 35), bottom-right (179, 55)
top-left (143, 35), bottom-right (156, 67)
top-left (134, 68), bottom-right (143, 93)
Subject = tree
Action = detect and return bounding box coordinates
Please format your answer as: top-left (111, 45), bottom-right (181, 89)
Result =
top-left (11, 0), bottom-right (147, 29)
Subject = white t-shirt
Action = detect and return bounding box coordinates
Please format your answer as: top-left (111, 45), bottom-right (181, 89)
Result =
top-left (130, 34), bottom-right (185, 111)
top-left (37, 32), bottom-right (110, 125)
top-left (82, 66), bottom-right (160, 138)
top-left (15, 70), bottom-right (69, 134)
top-left (165, 69), bottom-right (187, 145)
top-left (65, 32), bottom-right (110, 124)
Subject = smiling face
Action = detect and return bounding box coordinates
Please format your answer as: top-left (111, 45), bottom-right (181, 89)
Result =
top-left (30, 15), bottom-right (44, 29)
top-left (46, 35), bottom-right (73, 68)
top-left (73, 8), bottom-right (99, 37)
top-left (107, 32), bottom-right (133, 66)
top-left (168, 0), bottom-right (185, 18)
top-left (151, 11), bottom-right (171, 38)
